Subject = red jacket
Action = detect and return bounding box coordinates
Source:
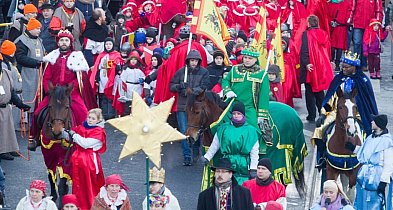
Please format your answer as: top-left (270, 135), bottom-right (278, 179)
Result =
top-left (351, 0), bottom-right (383, 29)
top-left (328, 0), bottom-right (352, 49)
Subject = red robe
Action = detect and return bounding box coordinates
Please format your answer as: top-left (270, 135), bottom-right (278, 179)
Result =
top-left (154, 40), bottom-right (208, 111)
top-left (307, 0), bottom-right (330, 35)
top-left (282, 43), bottom-right (301, 107)
top-left (141, 43), bottom-right (160, 67)
top-left (242, 179), bottom-right (286, 205)
top-left (306, 29), bottom-right (333, 92)
top-left (328, 0), bottom-right (352, 50)
top-left (270, 82), bottom-right (285, 103)
top-left (72, 122), bottom-right (106, 210)
top-left (90, 50), bottom-right (123, 99)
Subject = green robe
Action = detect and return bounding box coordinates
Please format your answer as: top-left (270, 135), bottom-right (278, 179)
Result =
top-left (216, 122), bottom-right (258, 185)
top-left (221, 64), bottom-right (270, 154)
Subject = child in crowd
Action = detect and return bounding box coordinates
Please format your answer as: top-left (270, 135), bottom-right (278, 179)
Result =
top-left (267, 65), bottom-right (284, 103)
top-left (163, 38), bottom-right (177, 59)
top-left (110, 12), bottom-right (128, 51)
top-left (91, 174), bottom-right (132, 210)
top-left (144, 53), bottom-right (163, 106)
top-left (363, 19), bottom-right (391, 79)
top-left (63, 108), bottom-right (107, 210)
top-left (16, 180), bottom-right (57, 210)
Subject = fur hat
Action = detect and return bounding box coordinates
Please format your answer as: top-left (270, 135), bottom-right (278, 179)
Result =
top-left (1, 40), bottom-right (17, 56)
top-left (26, 18), bottom-right (42, 31)
top-left (24, 3), bottom-right (37, 14)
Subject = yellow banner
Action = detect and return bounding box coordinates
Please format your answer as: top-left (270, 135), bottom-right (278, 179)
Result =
top-left (251, 6), bottom-right (268, 69)
top-left (270, 18), bottom-right (285, 81)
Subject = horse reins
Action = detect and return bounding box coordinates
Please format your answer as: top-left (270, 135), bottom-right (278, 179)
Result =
top-left (187, 102), bottom-right (209, 140)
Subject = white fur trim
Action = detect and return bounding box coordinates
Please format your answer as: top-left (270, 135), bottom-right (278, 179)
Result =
top-left (66, 51), bottom-right (89, 72)
top-left (244, 8), bottom-right (258, 16)
top-left (233, 8), bottom-right (244, 16)
top-left (265, 3), bottom-right (277, 11)
top-left (43, 49), bottom-right (60, 65)
top-left (220, 5), bottom-right (229, 10)
top-left (127, 1), bottom-right (137, 7)
top-left (142, 0), bottom-right (155, 7)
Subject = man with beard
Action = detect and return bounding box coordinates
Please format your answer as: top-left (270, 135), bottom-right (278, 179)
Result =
top-left (197, 158), bottom-right (254, 210)
top-left (49, 0), bottom-right (86, 51)
top-left (83, 8), bottom-right (109, 67)
top-left (242, 158), bottom-right (287, 209)
top-left (169, 50), bottom-right (210, 166)
top-left (28, 29), bottom-right (97, 151)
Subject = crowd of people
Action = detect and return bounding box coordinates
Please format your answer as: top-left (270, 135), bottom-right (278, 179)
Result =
top-left (0, 0), bottom-right (393, 209)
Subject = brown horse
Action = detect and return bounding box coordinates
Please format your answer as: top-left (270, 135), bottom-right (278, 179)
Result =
top-left (40, 82), bottom-right (74, 205)
top-left (326, 87), bottom-right (362, 198)
top-left (186, 91), bottom-right (307, 199)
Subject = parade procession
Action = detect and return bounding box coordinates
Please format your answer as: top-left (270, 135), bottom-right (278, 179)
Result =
top-left (1, 0), bottom-right (393, 209)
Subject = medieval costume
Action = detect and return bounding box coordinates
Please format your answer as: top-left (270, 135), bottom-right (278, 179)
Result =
top-left (242, 158), bottom-right (287, 209)
top-left (144, 53), bottom-right (163, 106)
top-left (49, 0), bottom-right (86, 51)
top-left (140, 29), bottom-right (160, 67)
top-left (197, 158), bottom-right (254, 210)
top-left (91, 38), bottom-right (122, 120)
top-left (222, 46), bottom-right (272, 153)
top-left (281, 36), bottom-right (301, 107)
top-left (14, 18), bottom-right (45, 112)
top-left (204, 102), bottom-right (259, 185)
top-left (69, 119), bottom-right (106, 210)
top-left (16, 180), bottom-right (58, 210)
top-left (91, 174), bottom-right (132, 210)
top-left (300, 18), bottom-right (333, 121)
top-left (352, 115), bottom-right (393, 209)
top-left (267, 65), bottom-right (284, 103)
top-left (142, 167), bottom-right (181, 210)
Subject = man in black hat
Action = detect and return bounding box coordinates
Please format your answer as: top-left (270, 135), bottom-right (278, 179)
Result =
top-left (197, 158), bottom-right (254, 210)
top-left (38, 3), bottom-right (56, 53)
top-left (242, 158), bottom-right (287, 209)
top-left (345, 114), bottom-right (393, 208)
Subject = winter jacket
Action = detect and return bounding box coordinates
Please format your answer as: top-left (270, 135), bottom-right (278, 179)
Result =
top-left (169, 65), bottom-right (210, 112)
top-left (363, 30), bottom-right (388, 55)
top-left (39, 18), bottom-right (57, 53)
top-left (206, 63), bottom-right (231, 90)
top-left (351, 0), bottom-right (383, 29)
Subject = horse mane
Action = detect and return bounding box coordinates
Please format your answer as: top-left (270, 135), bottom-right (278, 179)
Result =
top-left (186, 91), bottom-right (224, 109)
top-left (51, 86), bottom-right (68, 102)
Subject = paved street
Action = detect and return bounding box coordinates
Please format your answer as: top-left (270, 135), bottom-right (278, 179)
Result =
top-left (2, 41), bottom-right (393, 209)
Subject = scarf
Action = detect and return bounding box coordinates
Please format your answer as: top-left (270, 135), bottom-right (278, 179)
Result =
top-left (256, 176), bottom-right (274, 186)
top-left (231, 115), bottom-right (246, 127)
top-left (215, 180), bottom-right (232, 210)
top-left (320, 194), bottom-right (343, 210)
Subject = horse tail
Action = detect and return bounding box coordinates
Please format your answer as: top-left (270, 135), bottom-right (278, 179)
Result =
top-left (294, 168), bottom-right (306, 200)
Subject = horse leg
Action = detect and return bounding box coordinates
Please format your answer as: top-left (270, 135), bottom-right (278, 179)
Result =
top-left (48, 173), bottom-right (58, 202)
top-left (346, 171), bottom-right (357, 203)
top-left (58, 177), bottom-right (69, 208)
top-left (294, 168), bottom-right (306, 200)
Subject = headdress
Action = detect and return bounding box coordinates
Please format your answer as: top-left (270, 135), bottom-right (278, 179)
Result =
top-left (241, 46), bottom-right (260, 58)
top-left (149, 167), bottom-right (165, 183)
top-left (57, 29), bottom-right (74, 42)
top-left (340, 51), bottom-right (360, 67)
top-left (30, 180), bottom-right (46, 193)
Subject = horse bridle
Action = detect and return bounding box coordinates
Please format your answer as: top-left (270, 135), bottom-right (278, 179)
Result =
top-left (187, 102), bottom-right (209, 141)
top-left (337, 115), bottom-right (359, 137)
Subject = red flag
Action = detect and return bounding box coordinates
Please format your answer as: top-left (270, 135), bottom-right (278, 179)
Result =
top-left (160, 0), bottom-right (187, 24)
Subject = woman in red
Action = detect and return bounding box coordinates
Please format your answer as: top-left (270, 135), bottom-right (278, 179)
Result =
top-left (64, 108), bottom-right (106, 210)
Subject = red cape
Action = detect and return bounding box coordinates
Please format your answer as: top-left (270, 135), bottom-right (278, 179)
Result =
top-left (306, 29), bottom-right (333, 92)
top-left (282, 47), bottom-right (301, 107)
top-left (328, 1), bottom-right (352, 49)
top-left (307, 0), bottom-right (330, 35)
top-left (154, 40), bottom-right (208, 111)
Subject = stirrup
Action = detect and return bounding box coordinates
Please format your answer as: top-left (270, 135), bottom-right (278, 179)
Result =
top-left (27, 137), bottom-right (39, 151)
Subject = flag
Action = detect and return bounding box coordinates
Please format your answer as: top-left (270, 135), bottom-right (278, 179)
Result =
top-left (251, 6), bottom-right (268, 68)
top-left (160, 0), bottom-right (187, 24)
top-left (270, 18), bottom-right (285, 81)
top-left (191, 0), bottom-right (230, 65)
top-left (120, 33), bottom-right (135, 47)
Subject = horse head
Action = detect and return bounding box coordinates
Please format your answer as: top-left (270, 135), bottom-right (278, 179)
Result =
top-left (185, 90), bottom-right (209, 144)
top-left (47, 82), bottom-right (73, 139)
top-left (336, 87), bottom-right (358, 137)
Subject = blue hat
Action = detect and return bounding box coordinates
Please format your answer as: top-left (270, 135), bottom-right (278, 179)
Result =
top-left (153, 47), bottom-right (164, 57)
top-left (134, 31), bottom-right (146, 44)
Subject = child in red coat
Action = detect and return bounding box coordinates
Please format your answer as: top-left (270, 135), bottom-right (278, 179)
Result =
top-left (64, 108), bottom-right (107, 210)
top-left (267, 65), bottom-right (285, 103)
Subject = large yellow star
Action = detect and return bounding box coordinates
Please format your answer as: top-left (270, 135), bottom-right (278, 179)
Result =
top-left (107, 92), bottom-right (186, 167)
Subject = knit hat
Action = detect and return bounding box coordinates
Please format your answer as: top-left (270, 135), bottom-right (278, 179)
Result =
top-left (153, 47), bottom-right (164, 57)
top-left (265, 201), bottom-right (283, 210)
top-left (105, 174), bottom-right (130, 192)
top-left (134, 31), bottom-right (146, 44)
top-left (213, 50), bottom-right (225, 59)
top-left (369, 18), bottom-right (381, 26)
top-left (30, 180), bottom-right (46, 193)
top-left (146, 28), bottom-right (157, 38)
top-left (152, 53), bottom-right (163, 67)
top-left (237, 30), bottom-right (248, 43)
top-left (258, 158), bottom-right (272, 172)
top-left (241, 46), bottom-right (259, 58)
top-left (62, 194), bottom-right (79, 207)
top-left (232, 101), bottom-right (245, 115)
top-left (267, 64), bottom-right (280, 75)
top-left (1, 40), bottom-right (17, 56)
top-left (371, 114), bottom-right (388, 130)
top-left (26, 18), bottom-right (42, 31)
top-left (24, 3), bottom-right (38, 14)
top-left (179, 25), bottom-right (191, 39)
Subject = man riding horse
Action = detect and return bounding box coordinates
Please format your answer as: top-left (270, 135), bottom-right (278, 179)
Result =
top-left (312, 51), bottom-right (378, 170)
top-left (29, 29), bottom-right (97, 150)
top-left (28, 29), bottom-right (97, 203)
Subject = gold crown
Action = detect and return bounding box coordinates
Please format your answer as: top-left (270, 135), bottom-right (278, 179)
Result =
top-left (149, 167), bottom-right (165, 183)
top-left (341, 50), bottom-right (360, 66)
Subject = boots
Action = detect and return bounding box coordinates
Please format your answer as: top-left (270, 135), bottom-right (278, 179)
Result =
top-left (376, 71), bottom-right (381, 79)
top-left (370, 72), bottom-right (376, 79)
top-left (48, 174), bottom-right (58, 203)
top-left (58, 178), bottom-right (69, 208)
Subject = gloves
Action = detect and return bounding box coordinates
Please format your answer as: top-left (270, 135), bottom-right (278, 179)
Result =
top-left (116, 64), bottom-right (123, 75)
top-left (248, 169), bottom-right (257, 179)
top-left (316, 114), bottom-right (327, 127)
top-left (201, 156), bottom-right (209, 165)
top-left (138, 78), bottom-right (144, 84)
top-left (344, 141), bottom-right (356, 152)
top-left (258, 117), bottom-right (273, 146)
top-left (145, 75), bottom-right (152, 84)
top-left (225, 91), bottom-right (237, 99)
top-left (65, 25), bottom-right (74, 32)
top-left (377, 182), bottom-right (387, 195)
top-left (145, 97), bottom-right (153, 106)
top-left (10, 90), bottom-right (30, 111)
top-left (179, 82), bottom-right (188, 89)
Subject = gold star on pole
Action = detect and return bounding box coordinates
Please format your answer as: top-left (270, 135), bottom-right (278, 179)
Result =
top-left (107, 92), bottom-right (186, 167)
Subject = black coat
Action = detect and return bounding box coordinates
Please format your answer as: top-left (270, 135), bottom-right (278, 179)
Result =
top-left (299, 31), bottom-right (310, 84)
top-left (197, 180), bottom-right (254, 210)
top-left (169, 65), bottom-right (210, 112)
top-left (206, 64), bottom-right (231, 90)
